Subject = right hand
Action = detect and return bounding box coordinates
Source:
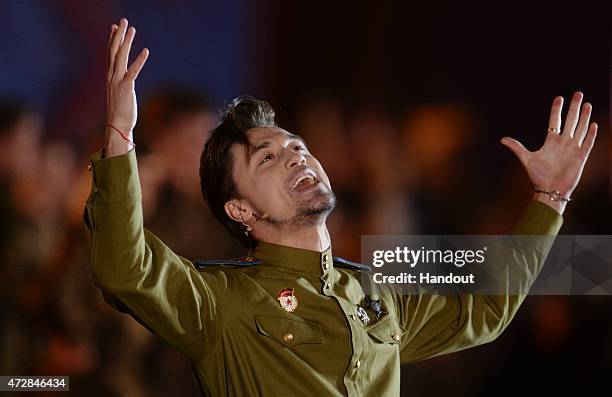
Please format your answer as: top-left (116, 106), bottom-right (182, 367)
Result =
top-left (105, 18), bottom-right (149, 157)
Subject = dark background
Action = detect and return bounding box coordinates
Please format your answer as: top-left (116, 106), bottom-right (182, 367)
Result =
top-left (0, 1), bottom-right (610, 395)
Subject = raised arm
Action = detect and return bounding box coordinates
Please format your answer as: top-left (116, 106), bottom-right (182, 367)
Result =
top-left (104, 18), bottom-right (148, 157)
top-left (83, 18), bottom-right (225, 360)
top-left (396, 200), bottom-right (561, 363)
top-left (396, 92), bottom-right (597, 364)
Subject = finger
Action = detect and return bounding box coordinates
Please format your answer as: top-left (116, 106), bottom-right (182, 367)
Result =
top-left (107, 24), bottom-right (118, 76)
top-left (500, 137), bottom-right (530, 166)
top-left (547, 96), bottom-right (563, 134)
top-left (108, 24), bottom-right (118, 45)
top-left (125, 48), bottom-right (149, 81)
top-left (113, 25), bottom-right (136, 82)
top-left (574, 102), bottom-right (592, 146)
top-left (561, 91), bottom-right (583, 139)
top-left (108, 19), bottom-right (128, 81)
top-left (580, 123), bottom-right (598, 156)
top-left (108, 18), bottom-right (128, 81)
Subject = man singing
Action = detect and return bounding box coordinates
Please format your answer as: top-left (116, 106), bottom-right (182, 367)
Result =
top-left (84, 18), bottom-right (598, 396)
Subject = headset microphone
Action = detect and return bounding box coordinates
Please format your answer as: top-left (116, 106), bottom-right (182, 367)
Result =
top-left (252, 212), bottom-right (269, 223)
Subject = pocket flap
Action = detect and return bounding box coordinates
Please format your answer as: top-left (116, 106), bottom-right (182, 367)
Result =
top-left (366, 315), bottom-right (405, 344)
top-left (255, 315), bottom-right (324, 346)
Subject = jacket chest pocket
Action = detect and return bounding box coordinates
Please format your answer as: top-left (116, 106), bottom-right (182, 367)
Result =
top-left (255, 315), bottom-right (324, 347)
top-left (365, 315), bottom-right (405, 345)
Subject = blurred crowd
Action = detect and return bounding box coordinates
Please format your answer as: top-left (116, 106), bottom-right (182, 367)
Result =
top-left (0, 89), bottom-right (611, 396)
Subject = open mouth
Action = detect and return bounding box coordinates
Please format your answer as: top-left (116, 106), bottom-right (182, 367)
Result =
top-left (290, 170), bottom-right (320, 192)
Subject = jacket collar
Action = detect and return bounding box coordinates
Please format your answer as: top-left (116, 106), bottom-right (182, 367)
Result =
top-left (252, 240), bottom-right (333, 275)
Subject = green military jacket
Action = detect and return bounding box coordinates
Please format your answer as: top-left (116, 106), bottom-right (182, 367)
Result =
top-left (83, 148), bottom-right (563, 396)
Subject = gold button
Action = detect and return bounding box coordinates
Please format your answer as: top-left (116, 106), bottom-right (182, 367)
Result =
top-left (355, 360), bottom-right (361, 369)
top-left (392, 332), bottom-right (400, 342)
top-left (283, 333), bottom-right (294, 342)
top-left (323, 263), bottom-right (329, 270)
top-left (322, 254), bottom-right (328, 264)
top-left (325, 283), bottom-right (331, 289)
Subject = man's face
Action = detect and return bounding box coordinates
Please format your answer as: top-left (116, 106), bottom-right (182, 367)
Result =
top-left (229, 126), bottom-right (335, 227)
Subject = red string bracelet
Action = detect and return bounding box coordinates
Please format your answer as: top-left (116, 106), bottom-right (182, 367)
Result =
top-left (106, 123), bottom-right (136, 147)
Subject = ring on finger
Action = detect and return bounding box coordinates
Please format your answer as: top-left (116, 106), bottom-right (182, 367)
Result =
top-left (547, 127), bottom-right (561, 134)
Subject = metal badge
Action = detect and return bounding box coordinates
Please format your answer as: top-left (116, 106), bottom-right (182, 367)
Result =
top-left (356, 306), bottom-right (370, 325)
top-left (277, 288), bottom-right (298, 312)
top-left (365, 296), bottom-right (387, 320)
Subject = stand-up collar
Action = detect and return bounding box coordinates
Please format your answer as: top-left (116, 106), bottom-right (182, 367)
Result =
top-left (252, 241), bottom-right (333, 275)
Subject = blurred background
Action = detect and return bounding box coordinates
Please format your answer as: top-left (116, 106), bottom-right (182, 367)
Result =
top-left (0, 1), bottom-right (610, 396)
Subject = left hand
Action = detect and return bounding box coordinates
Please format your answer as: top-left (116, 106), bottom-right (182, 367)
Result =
top-left (501, 91), bottom-right (598, 215)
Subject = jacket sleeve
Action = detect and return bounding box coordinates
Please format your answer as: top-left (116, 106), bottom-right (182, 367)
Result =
top-left (396, 201), bottom-right (563, 364)
top-left (83, 148), bottom-right (226, 360)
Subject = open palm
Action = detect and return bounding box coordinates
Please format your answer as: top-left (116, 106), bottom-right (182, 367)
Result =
top-left (501, 92), bottom-right (598, 200)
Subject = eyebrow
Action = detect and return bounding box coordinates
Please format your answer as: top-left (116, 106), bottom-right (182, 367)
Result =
top-left (247, 141), bottom-right (271, 163)
top-left (246, 134), bottom-right (307, 165)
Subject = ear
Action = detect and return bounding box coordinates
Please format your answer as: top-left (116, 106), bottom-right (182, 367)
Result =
top-left (224, 199), bottom-right (253, 224)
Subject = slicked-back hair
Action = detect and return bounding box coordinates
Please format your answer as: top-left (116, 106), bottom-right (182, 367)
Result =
top-left (199, 96), bottom-right (276, 249)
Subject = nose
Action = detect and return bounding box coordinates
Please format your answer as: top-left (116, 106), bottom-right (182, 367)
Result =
top-left (284, 146), bottom-right (306, 168)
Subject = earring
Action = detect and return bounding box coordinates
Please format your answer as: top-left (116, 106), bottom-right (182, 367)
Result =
top-left (243, 224), bottom-right (253, 237)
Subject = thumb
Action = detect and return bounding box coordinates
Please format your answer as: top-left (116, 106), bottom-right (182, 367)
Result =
top-left (500, 137), bottom-right (529, 166)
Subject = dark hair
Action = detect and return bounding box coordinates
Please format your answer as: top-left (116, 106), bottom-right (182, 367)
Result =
top-left (200, 96), bottom-right (276, 249)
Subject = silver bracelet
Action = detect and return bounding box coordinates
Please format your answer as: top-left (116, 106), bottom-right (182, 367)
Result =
top-left (534, 187), bottom-right (572, 202)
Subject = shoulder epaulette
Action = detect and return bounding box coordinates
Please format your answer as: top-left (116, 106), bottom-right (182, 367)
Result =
top-left (194, 256), bottom-right (262, 270)
top-left (333, 257), bottom-right (372, 272)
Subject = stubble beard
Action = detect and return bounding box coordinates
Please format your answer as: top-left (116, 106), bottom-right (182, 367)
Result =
top-left (294, 189), bottom-right (337, 225)
top-left (259, 188), bottom-right (337, 229)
